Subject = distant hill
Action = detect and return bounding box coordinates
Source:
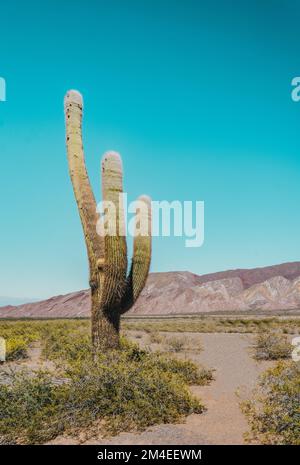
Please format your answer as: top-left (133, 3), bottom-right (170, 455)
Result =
top-left (0, 296), bottom-right (39, 307)
top-left (1, 262), bottom-right (300, 318)
top-left (194, 261), bottom-right (300, 288)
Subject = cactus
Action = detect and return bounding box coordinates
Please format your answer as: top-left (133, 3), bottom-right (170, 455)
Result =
top-left (64, 90), bottom-right (151, 351)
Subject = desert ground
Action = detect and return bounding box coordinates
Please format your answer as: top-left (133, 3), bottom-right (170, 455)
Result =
top-left (1, 315), bottom-right (298, 445)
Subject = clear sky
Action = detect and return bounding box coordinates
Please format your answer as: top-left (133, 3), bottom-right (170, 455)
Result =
top-left (0, 0), bottom-right (300, 300)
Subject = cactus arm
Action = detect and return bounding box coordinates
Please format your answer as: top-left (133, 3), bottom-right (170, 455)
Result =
top-left (100, 152), bottom-right (128, 309)
top-left (64, 90), bottom-right (104, 263)
top-left (120, 195), bottom-right (152, 314)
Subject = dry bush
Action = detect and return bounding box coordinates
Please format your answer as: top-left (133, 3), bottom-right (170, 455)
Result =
top-left (166, 336), bottom-right (187, 352)
top-left (148, 331), bottom-right (164, 344)
top-left (253, 332), bottom-right (292, 360)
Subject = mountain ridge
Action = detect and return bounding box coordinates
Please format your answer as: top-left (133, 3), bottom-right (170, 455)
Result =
top-left (1, 261), bottom-right (300, 318)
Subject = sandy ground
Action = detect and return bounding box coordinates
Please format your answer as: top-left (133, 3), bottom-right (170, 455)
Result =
top-left (46, 332), bottom-right (272, 445)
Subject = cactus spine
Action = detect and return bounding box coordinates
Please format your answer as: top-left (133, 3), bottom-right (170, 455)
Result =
top-left (64, 90), bottom-right (151, 351)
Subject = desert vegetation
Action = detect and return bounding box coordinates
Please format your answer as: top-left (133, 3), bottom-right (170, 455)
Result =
top-left (252, 332), bottom-right (292, 360)
top-left (0, 320), bottom-right (213, 444)
top-left (242, 361), bottom-right (300, 445)
top-left (242, 330), bottom-right (299, 444)
top-left (1, 318), bottom-right (299, 445)
top-left (123, 316), bottom-right (300, 334)
top-left (163, 335), bottom-right (203, 354)
top-left (166, 336), bottom-right (186, 353)
top-left (0, 321), bottom-right (41, 361)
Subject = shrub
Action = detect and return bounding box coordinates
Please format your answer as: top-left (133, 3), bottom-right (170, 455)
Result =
top-left (64, 350), bottom-right (204, 435)
top-left (253, 332), bottom-right (292, 360)
top-left (0, 340), bottom-right (208, 444)
top-left (148, 354), bottom-right (213, 385)
top-left (148, 331), bottom-right (164, 344)
top-left (242, 361), bottom-right (300, 445)
top-left (42, 323), bottom-right (90, 362)
top-left (0, 370), bottom-right (65, 444)
top-left (6, 337), bottom-right (28, 361)
top-left (167, 336), bottom-right (186, 352)
top-left (0, 321), bottom-right (42, 361)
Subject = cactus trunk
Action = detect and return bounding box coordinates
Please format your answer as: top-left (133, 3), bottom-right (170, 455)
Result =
top-left (64, 90), bottom-right (151, 352)
top-left (91, 298), bottom-right (120, 350)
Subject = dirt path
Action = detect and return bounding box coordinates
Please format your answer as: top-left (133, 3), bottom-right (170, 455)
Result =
top-left (186, 333), bottom-right (271, 444)
top-left (73, 333), bottom-right (270, 445)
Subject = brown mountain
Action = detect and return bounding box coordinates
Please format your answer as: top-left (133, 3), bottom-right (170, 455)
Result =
top-left (194, 261), bottom-right (300, 288)
top-left (1, 262), bottom-right (300, 318)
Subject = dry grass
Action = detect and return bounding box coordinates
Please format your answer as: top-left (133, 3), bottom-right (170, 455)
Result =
top-left (123, 316), bottom-right (300, 335)
top-left (147, 331), bottom-right (164, 345)
top-left (166, 336), bottom-right (186, 352)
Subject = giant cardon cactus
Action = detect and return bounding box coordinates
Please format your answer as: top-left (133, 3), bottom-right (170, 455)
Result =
top-left (64, 90), bottom-right (151, 351)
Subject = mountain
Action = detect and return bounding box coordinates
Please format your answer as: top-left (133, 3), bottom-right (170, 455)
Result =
top-left (194, 261), bottom-right (300, 289)
top-left (0, 297), bottom-right (39, 307)
top-left (1, 262), bottom-right (300, 318)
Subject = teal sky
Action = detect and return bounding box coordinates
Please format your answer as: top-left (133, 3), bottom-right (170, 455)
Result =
top-left (0, 0), bottom-right (300, 300)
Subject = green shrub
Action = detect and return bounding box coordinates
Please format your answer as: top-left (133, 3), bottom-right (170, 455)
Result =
top-left (0, 320), bottom-right (213, 444)
top-left (0, 370), bottom-right (66, 444)
top-left (253, 332), bottom-right (292, 360)
top-left (149, 353), bottom-right (213, 385)
top-left (6, 337), bottom-right (28, 360)
top-left (0, 321), bottom-right (43, 361)
top-left (41, 323), bottom-right (90, 362)
top-left (64, 350), bottom-right (204, 435)
top-left (0, 339), bottom-right (209, 444)
top-left (242, 361), bottom-right (300, 445)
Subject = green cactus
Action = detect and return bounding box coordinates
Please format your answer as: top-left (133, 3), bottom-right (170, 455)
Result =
top-left (64, 90), bottom-right (151, 351)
